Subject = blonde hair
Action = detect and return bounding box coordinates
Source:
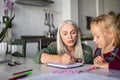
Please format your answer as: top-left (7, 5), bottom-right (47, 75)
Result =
top-left (116, 13), bottom-right (120, 30)
top-left (57, 20), bottom-right (83, 59)
top-left (90, 14), bottom-right (120, 49)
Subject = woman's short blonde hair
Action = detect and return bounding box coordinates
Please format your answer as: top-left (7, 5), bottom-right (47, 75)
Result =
top-left (57, 20), bottom-right (83, 59)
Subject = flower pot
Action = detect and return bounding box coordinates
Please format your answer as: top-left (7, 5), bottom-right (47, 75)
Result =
top-left (0, 28), bottom-right (13, 63)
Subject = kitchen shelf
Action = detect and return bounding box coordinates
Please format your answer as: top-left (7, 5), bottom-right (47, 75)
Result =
top-left (15, 0), bottom-right (54, 6)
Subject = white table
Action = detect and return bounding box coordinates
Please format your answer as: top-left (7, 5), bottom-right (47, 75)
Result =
top-left (0, 57), bottom-right (120, 80)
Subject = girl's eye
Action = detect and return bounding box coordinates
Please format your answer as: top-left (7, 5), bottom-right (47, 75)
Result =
top-left (96, 35), bottom-right (99, 38)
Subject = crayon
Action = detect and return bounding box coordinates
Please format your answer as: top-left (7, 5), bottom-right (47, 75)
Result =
top-left (86, 67), bottom-right (96, 72)
top-left (12, 69), bottom-right (33, 75)
top-left (9, 74), bottom-right (28, 80)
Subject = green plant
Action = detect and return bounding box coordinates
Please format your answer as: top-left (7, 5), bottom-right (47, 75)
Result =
top-left (0, 0), bottom-right (15, 42)
top-left (0, 14), bottom-right (15, 42)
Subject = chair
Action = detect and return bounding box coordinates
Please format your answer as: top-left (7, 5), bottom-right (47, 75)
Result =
top-left (40, 38), bottom-right (56, 49)
top-left (11, 39), bottom-right (26, 57)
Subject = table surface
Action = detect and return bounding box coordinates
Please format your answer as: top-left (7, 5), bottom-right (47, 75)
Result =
top-left (0, 57), bottom-right (120, 80)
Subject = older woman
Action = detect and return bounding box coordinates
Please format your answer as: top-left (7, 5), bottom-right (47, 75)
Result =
top-left (33, 20), bottom-right (93, 64)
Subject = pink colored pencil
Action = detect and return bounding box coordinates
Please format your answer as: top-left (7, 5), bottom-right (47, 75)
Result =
top-left (86, 67), bottom-right (96, 72)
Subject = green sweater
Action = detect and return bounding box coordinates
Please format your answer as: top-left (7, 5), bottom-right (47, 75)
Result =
top-left (33, 42), bottom-right (93, 64)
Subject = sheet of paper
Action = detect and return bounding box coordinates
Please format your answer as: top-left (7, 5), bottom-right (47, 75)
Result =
top-left (18, 73), bottom-right (119, 80)
top-left (47, 62), bottom-right (83, 68)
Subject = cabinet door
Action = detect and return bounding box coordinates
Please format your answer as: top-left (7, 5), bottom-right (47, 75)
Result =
top-left (40, 38), bottom-right (56, 49)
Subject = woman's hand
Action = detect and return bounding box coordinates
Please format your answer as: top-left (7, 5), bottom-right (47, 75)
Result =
top-left (59, 54), bottom-right (75, 64)
top-left (75, 58), bottom-right (85, 63)
top-left (93, 56), bottom-right (109, 69)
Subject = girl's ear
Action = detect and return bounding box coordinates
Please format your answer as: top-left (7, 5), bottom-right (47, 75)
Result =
top-left (108, 32), bottom-right (113, 38)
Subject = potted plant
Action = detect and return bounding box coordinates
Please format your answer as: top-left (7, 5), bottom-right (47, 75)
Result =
top-left (0, 0), bottom-right (15, 62)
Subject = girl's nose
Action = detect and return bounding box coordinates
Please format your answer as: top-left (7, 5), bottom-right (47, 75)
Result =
top-left (93, 37), bottom-right (96, 42)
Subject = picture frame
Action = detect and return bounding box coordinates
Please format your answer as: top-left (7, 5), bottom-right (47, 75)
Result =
top-left (3, 16), bottom-right (9, 23)
top-left (86, 16), bottom-right (93, 30)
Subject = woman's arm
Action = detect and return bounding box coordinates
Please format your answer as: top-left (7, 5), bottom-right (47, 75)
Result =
top-left (41, 53), bottom-right (75, 64)
top-left (33, 42), bottom-right (75, 64)
top-left (40, 53), bottom-right (61, 64)
top-left (82, 43), bottom-right (93, 64)
top-left (33, 42), bottom-right (57, 64)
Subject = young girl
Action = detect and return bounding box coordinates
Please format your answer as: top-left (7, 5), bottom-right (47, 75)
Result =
top-left (90, 14), bottom-right (120, 70)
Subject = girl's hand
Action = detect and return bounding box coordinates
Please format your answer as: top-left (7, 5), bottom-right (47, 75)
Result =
top-left (93, 56), bottom-right (108, 69)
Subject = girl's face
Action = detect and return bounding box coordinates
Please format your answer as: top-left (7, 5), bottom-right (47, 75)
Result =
top-left (91, 25), bottom-right (112, 48)
top-left (91, 26), bottom-right (104, 48)
top-left (60, 24), bottom-right (77, 47)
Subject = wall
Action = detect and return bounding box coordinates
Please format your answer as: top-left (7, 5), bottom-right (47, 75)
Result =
top-left (78, 0), bottom-right (120, 35)
top-left (0, 0), bottom-right (79, 57)
top-left (0, 0), bottom-right (3, 26)
top-left (13, 0), bottom-right (62, 39)
top-left (12, 0), bottom-right (62, 57)
top-left (11, 0), bottom-right (78, 57)
top-left (78, 0), bottom-right (99, 35)
top-left (62, 0), bottom-right (78, 24)
top-left (78, 0), bottom-right (120, 53)
top-left (1, 0), bottom-right (120, 57)
top-left (103, 0), bottom-right (120, 14)
top-left (78, 0), bottom-right (98, 53)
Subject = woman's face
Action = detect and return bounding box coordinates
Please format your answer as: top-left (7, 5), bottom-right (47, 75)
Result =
top-left (60, 23), bottom-right (77, 47)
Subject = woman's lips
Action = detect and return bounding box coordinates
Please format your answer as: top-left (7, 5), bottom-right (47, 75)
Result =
top-left (68, 40), bottom-right (74, 43)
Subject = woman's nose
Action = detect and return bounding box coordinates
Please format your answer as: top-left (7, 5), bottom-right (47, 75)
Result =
top-left (68, 34), bottom-right (72, 38)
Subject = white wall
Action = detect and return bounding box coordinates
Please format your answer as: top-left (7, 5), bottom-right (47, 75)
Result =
top-left (12, 0), bottom-right (79, 38)
top-left (78, 0), bottom-right (98, 35)
top-left (78, 0), bottom-right (120, 35)
top-left (78, 0), bottom-right (120, 53)
top-left (1, 0), bottom-right (120, 57)
top-left (13, 0), bottom-right (62, 39)
top-left (62, 0), bottom-right (78, 24)
top-left (103, 0), bottom-right (120, 14)
top-left (12, 0), bottom-right (78, 57)
top-left (0, 0), bottom-right (79, 57)
top-left (0, 0), bottom-right (3, 25)
top-left (12, 0), bottom-right (62, 57)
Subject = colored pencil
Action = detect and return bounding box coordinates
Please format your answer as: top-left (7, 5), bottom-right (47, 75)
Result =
top-left (12, 69), bottom-right (33, 75)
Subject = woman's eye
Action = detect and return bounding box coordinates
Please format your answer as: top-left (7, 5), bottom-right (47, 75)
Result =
top-left (71, 31), bottom-right (76, 34)
top-left (63, 33), bottom-right (67, 35)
